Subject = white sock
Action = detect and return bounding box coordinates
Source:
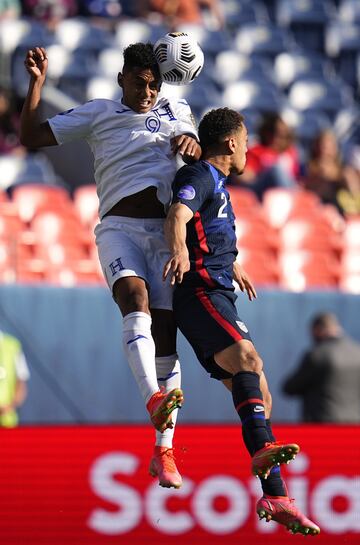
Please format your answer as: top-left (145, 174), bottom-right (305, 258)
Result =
top-left (154, 354), bottom-right (181, 448)
top-left (122, 311), bottom-right (159, 405)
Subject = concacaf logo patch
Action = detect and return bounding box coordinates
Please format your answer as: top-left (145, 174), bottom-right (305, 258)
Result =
top-left (177, 185), bottom-right (196, 200)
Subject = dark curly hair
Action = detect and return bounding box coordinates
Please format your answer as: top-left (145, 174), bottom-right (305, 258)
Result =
top-left (123, 42), bottom-right (160, 80)
top-left (198, 108), bottom-right (245, 151)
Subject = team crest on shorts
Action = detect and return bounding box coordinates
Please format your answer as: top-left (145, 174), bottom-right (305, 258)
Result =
top-left (236, 320), bottom-right (249, 333)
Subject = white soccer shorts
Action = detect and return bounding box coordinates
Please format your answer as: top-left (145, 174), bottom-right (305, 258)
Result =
top-left (95, 216), bottom-right (173, 310)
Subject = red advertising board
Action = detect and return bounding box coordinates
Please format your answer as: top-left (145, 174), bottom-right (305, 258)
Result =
top-left (0, 425), bottom-right (359, 544)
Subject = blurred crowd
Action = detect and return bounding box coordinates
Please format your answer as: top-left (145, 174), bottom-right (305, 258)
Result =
top-left (0, 0), bottom-right (359, 218)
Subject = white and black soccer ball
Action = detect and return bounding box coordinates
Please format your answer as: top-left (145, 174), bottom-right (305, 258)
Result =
top-left (154, 32), bottom-right (204, 86)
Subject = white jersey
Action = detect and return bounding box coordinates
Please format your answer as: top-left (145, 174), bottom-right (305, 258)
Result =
top-left (48, 96), bottom-right (198, 219)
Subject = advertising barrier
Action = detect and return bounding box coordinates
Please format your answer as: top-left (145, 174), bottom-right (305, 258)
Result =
top-left (1, 425), bottom-right (359, 544)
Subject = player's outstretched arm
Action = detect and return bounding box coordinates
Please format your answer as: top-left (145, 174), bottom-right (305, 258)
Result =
top-left (163, 203), bottom-right (193, 285)
top-left (20, 46), bottom-right (57, 148)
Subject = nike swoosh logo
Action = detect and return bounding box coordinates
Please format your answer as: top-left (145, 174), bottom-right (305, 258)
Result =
top-left (254, 405), bottom-right (265, 412)
top-left (127, 335), bottom-right (147, 345)
top-left (158, 372), bottom-right (180, 382)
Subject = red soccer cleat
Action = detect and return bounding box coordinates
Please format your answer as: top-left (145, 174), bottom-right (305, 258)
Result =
top-left (149, 446), bottom-right (182, 489)
top-left (146, 388), bottom-right (183, 433)
top-left (252, 441), bottom-right (300, 479)
top-left (257, 495), bottom-right (321, 535)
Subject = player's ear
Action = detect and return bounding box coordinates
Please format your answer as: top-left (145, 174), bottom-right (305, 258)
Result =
top-left (228, 136), bottom-right (236, 154)
top-left (117, 72), bottom-right (123, 88)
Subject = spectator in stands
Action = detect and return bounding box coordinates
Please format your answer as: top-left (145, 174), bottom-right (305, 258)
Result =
top-left (0, 329), bottom-right (30, 427)
top-left (302, 130), bottom-right (350, 214)
top-left (146, 0), bottom-right (225, 30)
top-left (0, 0), bottom-right (21, 19)
top-left (232, 112), bottom-right (300, 201)
top-left (0, 87), bottom-right (24, 155)
top-left (282, 312), bottom-right (360, 423)
top-left (21, 0), bottom-right (78, 30)
top-left (337, 142), bottom-right (360, 216)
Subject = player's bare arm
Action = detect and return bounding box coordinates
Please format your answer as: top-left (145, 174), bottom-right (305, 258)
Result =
top-left (233, 261), bottom-right (257, 301)
top-left (163, 202), bottom-right (193, 285)
top-left (20, 46), bottom-right (58, 148)
top-left (171, 134), bottom-right (201, 163)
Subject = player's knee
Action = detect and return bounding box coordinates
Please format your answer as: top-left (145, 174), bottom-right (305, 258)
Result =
top-left (241, 347), bottom-right (263, 375)
top-left (113, 280), bottom-right (149, 315)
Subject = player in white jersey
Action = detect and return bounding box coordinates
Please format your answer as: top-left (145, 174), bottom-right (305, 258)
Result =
top-left (20, 42), bottom-right (201, 489)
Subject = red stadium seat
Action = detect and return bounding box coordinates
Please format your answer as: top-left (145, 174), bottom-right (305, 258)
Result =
top-left (339, 272), bottom-right (360, 294)
top-left (227, 186), bottom-right (263, 219)
top-left (30, 211), bottom-right (91, 247)
top-left (278, 218), bottom-right (342, 253)
top-left (11, 184), bottom-right (73, 223)
top-left (262, 188), bottom-right (321, 229)
top-left (46, 259), bottom-right (105, 286)
top-left (73, 184), bottom-right (99, 227)
top-left (235, 218), bottom-right (279, 252)
top-left (236, 249), bottom-right (279, 286)
top-left (342, 216), bottom-right (360, 249)
top-left (279, 249), bottom-right (340, 291)
top-left (15, 258), bottom-right (46, 284)
top-left (34, 242), bottom-right (89, 266)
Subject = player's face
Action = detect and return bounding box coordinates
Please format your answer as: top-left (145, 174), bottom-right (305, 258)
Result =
top-left (231, 124), bottom-right (248, 175)
top-left (118, 67), bottom-right (161, 113)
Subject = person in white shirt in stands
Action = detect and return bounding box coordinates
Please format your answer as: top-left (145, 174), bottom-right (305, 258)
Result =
top-left (20, 42), bottom-right (201, 489)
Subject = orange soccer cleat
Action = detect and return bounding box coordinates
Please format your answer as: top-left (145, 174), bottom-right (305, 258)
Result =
top-left (149, 446), bottom-right (182, 489)
top-left (252, 441), bottom-right (300, 479)
top-left (146, 388), bottom-right (183, 433)
top-left (257, 495), bottom-right (321, 536)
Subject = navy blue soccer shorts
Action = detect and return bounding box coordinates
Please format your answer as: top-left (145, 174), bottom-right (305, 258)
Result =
top-left (173, 286), bottom-right (253, 380)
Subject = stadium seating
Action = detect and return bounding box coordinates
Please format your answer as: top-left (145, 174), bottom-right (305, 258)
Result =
top-left (276, 0), bottom-right (336, 52)
top-left (262, 188), bottom-right (321, 229)
top-left (11, 184), bottom-right (73, 223)
top-left (1, 6), bottom-right (360, 291)
top-left (73, 185), bottom-right (98, 227)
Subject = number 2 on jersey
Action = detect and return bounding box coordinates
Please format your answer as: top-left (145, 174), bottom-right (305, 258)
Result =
top-left (217, 191), bottom-right (228, 218)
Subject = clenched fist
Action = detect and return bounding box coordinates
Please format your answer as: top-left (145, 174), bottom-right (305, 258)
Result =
top-left (24, 47), bottom-right (48, 80)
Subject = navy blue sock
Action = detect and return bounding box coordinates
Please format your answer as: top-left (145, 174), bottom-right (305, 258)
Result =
top-left (232, 371), bottom-right (270, 453)
top-left (260, 419), bottom-right (287, 497)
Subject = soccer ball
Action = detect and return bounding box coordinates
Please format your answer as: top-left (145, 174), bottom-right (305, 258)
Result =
top-left (154, 32), bottom-right (204, 86)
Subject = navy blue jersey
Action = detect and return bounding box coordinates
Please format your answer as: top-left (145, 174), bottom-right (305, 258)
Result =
top-left (171, 160), bottom-right (237, 289)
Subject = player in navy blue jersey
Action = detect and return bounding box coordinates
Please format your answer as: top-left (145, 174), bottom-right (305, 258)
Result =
top-left (163, 108), bottom-right (320, 536)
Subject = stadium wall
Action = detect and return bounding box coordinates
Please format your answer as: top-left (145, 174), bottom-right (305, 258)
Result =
top-left (1, 285), bottom-right (359, 424)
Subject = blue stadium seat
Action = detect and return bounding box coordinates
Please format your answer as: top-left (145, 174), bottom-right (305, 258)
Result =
top-left (54, 17), bottom-right (112, 52)
top-left (288, 76), bottom-right (354, 120)
top-left (97, 47), bottom-right (123, 79)
top-left (274, 50), bottom-right (335, 90)
top-left (222, 79), bottom-right (284, 113)
top-left (113, 19), bottom-right (152, 51)
top-left (326, 22), bottom-right (360, 88)
top-left (213, 50), bottom-right (273, 88)
top-left (222, 0), bottom-right (270, 30)
top-left (276, 0), bottom-right (336, 51)
top-left (86, 76), bottom-right (120, 101)
top-left (234, 23), bottom-right (294, 59)
top-left (338, 0), bottom-right (360, 24)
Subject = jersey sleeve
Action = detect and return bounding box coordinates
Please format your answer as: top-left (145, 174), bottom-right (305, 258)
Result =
top-left (172, 99), bottom-right (198, 140)
top-left (47, 100), bottom-right (97, 144)
top-left (171, 165), bottom-right (213, 214)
